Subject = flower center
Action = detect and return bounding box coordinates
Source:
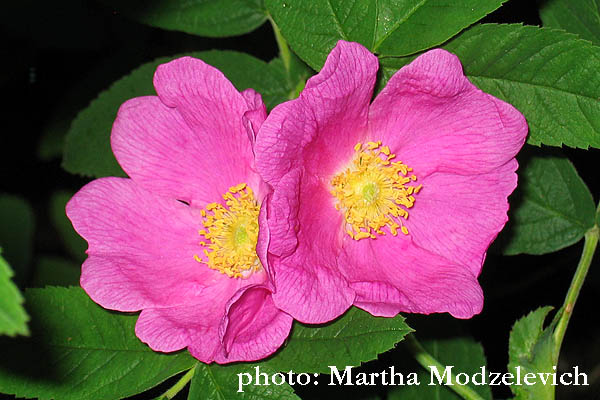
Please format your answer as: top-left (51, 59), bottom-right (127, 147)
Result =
top-left (331, 141), bottom-right (421, 240)
top-left (194, 183), bottom-right (262, 278)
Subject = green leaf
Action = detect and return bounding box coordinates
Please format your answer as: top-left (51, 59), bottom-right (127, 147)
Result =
top-left (63, 50), bottom-right (291, 178)
top-left (540, 0), bottom-right (600, 45)
top-left (498, 148), bottom-right (596, 255)
top-left (0, 287), bottom-right (196, 400)
top-left (188, 363), bottom-right (300, 400)
top-left (388, 337), bottom-right (492, 400)
top-left (264, 307), bottom-right (412, 374)
top-left (0, 195), bottom-right (34, 285)
top-left (186, 307), bottom-right (409, 397)
top-left (266, 0), bottom-right (505, 70)
top-left (0, 254), bottom-right (29, 336)
top-left (100, 0), bottom-right (266, 37)
top-left (31, 256), bottom-right (80, 287)
top-left (381, 24), bottom-right (600, 150)
top-left (508, 307), bottom-right (556, 400)
top-left (444, 24), bottom-right (600, 149)
top-left (50, 191), bottom-right (87, 262)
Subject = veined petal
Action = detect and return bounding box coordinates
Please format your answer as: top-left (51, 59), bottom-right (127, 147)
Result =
top-left (406, 159), bottom-right (519, 275)
top-left (220, 285), bottom-right (293, 363)
top-left (270, 174), bottom-right (355, 323)
top-left (135, 304), bottom-right (220, 359)
top-left (340, 236), bottom-right (483, 319)
top-left (369, 49), bottom-right (527, 178)
top-left (256, 40), bottom-right (378, 186)
top-left (241, 88), bottom-right (267, 145)
top-left (112, 96), bottom-right (259, 205)
top-left (67, 177), bottom-right (243, 311)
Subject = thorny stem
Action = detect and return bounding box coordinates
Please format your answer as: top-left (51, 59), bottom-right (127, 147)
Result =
top-left (405, 335), bottom-right (486, 400)
top-left (157, 365), bottom-right (197, 400)
top-left (553, 210), bottom-right (599, 361)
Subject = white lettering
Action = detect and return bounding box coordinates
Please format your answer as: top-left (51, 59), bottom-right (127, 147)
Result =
top-left (237, 372), bottom-right (252, 393)
top-left (430, 365), bottom-right (454, 385)
top-left (406, 372), bottom-right (419, 385)
top-left (472, 367), bottom-right (486, 386)
top-left (574, 366), bottom-right (588, 385)
top-left (296, 373), bottom-right (310, 385)
top-left (523, 373), bottom-right (536, 385)
top-left (502, 372), bottom-right (514, 386)
top-left (329, 366), bottom-right (352, 385)
top-left (489, 372), bottom-right (502, 386)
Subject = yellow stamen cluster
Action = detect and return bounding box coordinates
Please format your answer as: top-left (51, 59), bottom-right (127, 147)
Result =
top-left (331, 141), bottom-right (421, 240)
top-left (194, 183), bottom-right (261, 278)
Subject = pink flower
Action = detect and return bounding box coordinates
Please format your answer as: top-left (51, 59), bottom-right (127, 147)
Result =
top-left (255, 41), bottom-right (528, 323)
top-left (66, 57), bottom-right (292, 363)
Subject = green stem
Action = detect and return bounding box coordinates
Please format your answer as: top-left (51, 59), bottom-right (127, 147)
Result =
top-left (268, 16), bottom-right (291, 75)
top-left (405, 335), bottom-right (486, 400)
top-left (553, 223), bottom-right (599, 361)
top-left (157, 365), bottom-right (197, 400)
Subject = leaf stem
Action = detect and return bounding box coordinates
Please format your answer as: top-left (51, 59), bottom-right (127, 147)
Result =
top-left (553, 222), bottom-right (599, 360)
top-left (405, 335), bottom-right (486, 400)
top-left (268, 16), bottom-right (291, 75)
top-left (157, 364), bottom-right (197, 400)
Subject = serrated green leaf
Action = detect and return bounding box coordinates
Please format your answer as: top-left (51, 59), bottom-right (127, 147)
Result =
top-left (266, 0), bottom-right (505, 70)
top-left (264, 307), bottom-right (412, 374)
top-left (31, 256), bottom-right (80, 288)
top-left (0, 195), bottom-right (34, 285)
top-left (388, 337), bottom-right (492, 400)
top-left (50, 191), bottom-right (87, 262)
top-left (186, 307), bottom-right (409, 397)
top-left (188, 363), bottom-right (299, 400)
top-left (0, 254), bottom-right (29, 336)
top-left (498, 148), bottom-right (596, 255)
top-left (63, 50), bottom-right (291, 178)
top-left (0, 287), bottom-right (196, 400)
top-left (540, 0), bottom-right (600, 45)
top-left (508, 307), bottom-right (556, 400)
top-left (100, 0), bottom-right (266, 37)
top-left (381, 24), bottom-right (600, 150)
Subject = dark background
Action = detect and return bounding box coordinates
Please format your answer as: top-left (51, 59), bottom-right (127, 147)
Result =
top-left (2, 0), bottom-right (598, 399)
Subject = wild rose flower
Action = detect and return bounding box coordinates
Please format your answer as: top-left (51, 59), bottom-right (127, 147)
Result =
top-left (255, 41), bottom-right (528, 323)
top-left (66, 57), bottom-right (292, 363)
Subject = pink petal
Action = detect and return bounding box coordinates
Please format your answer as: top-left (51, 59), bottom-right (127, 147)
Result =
top-left (112, 95), bottom-right (258, 205)
top-left (256, 40), bottom-right (378, 186)
top-left (221, 285), bottom-right (293, 362)
top-left (369, 49), bottom-right (527, 178)
top-left (67, 177), bottom-right (241, 311)
top-left (135, 304), bottom-right (220, 359)
top-left (270, 173), bottom-right (355, 323)
top-left (135, 286), bottom-right (292, 363)
top-left (264, 168), bottom-right (302, 258)
top-left (406, 159), bottom-right (519, 275)
top-left (340, 235), bottom-right (483, 319)
top-left (241, 88), bottom-right (267, 145)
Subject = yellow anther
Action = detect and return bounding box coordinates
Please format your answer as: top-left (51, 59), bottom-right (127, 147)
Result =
top-left (194, 185), bottom-right (261, 278)
top-left (331, 142), bottom-right (420, 240)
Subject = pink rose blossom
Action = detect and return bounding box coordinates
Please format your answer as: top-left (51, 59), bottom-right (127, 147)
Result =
top-left (255, 41), bottom-right (528, 323)
top-left (66, 57), bottom-right (292, 363)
